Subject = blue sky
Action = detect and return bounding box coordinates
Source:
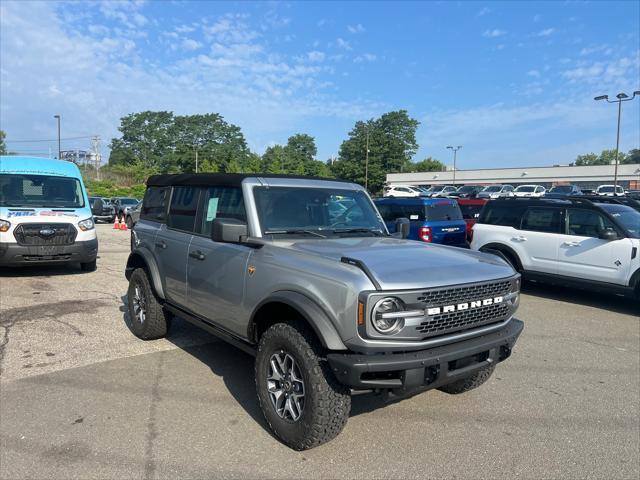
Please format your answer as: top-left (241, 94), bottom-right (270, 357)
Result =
top-left (1, 0), bottom-right (639, 169)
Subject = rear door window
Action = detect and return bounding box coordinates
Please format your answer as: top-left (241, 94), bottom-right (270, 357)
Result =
top-left (521, 207), bottom-right (562, 233)
top-left (141, 186), bottom-right (170, 222)
top-left (167, 186), bottom-right (200, 232)
top-left (459, 203), bottom-right (483, 220)
top-left (376, 203), bottom-right (425, 221)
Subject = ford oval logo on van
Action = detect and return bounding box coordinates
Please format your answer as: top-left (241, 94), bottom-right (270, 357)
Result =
top-left (39, 228), bottom-right (56, 237)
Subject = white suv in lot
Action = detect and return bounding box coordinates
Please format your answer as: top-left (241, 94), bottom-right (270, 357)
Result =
top-left (513, 185), bottom-right (546, 197)
top-left (471, 198), bottom-right (640, 297)
top-left (383, 185), bottom-right (424, 197)
top-left (596, 184), bottom-right (625, 197)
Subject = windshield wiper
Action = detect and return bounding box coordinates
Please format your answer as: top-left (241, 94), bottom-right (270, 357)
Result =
top-left (331, 228), bottom-right (385, 236)
top-left (264, 229), bottom-right (327, 238)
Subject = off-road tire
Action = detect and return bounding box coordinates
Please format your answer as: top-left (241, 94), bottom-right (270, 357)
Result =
top-left (438, 365), bottom-right (496, 394)
top-left (80, 260), bottom-right (97, 272)
top-left (255, 322), bottom-right (351, 450)
top-left (126, 215), bottom-right (133, 229)
top-left (127, 268), bottom-right (172, 340)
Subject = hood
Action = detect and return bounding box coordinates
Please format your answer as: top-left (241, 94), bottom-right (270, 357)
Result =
top-left (276, 237), bottom-right (515, 290)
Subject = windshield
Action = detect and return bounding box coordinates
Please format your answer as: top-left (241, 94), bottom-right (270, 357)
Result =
top-left (0, 174), bottom-right (85, 208)
top-left (599, 204), bottom-right (640, 238)
top-left (120, 198), bottom-right (139, 205)
top-left (457, 186), bottom-right (476, 193)
top-left (515, 186), bottom-right (536, 192)
top-left (550, 186), bottom-right (573, 193)
top-left (598, 186), bottom-right (623, 193)
top-left (254, 186), bottom-right (386, 236)
top-left (425, 186), bottom-right (443, 192)
top-left (483, 186), bottom-right (502, 192)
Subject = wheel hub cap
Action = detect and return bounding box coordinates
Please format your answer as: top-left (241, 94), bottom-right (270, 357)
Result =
top-left (267, 351), bottom-right (305, 421)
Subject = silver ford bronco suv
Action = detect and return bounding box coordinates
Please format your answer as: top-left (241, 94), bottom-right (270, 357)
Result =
top-left (125, 174), bottom-right (523, 450)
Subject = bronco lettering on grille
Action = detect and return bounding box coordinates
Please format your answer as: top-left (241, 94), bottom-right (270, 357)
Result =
top-left (426, 296), bottom-right (503, 316)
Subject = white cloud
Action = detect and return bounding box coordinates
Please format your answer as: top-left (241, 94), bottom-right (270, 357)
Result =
top-left (336, 37), bottom-right (352, 51)
top-left (181, 38), bottom-right (202, 51)
top-left (353, 53), bottom-right (376, 63)
top-left (0, 2), bottom-right (378, 158)
top-left (347, 23), bottom-right (365, 34)
top-left (527, 70), bottom-right (540, 77)
top-left (482, 29), bottom-right (506, 38)
top-left (477, 7), bottom-right (490, 17)
top-left (307, 50), bottom-right (325, 62)
top-left (536, 28), bottom-right (555, 37)
top-left (580, 45), bottom-right (613, 56)
top-left (561, 56), bottom-right (639, 85)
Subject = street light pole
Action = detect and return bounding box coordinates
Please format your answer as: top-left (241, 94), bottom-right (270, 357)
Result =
top-left (365, 129), bottom-right (370, 191)
top-left (594, 91), bottom-right (640, 192)
top-left (53, 115), bottom-right (61, 160)
top-left (446, 145), bottom-right (462, 185)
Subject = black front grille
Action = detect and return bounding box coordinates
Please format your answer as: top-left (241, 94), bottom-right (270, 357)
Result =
top-left (416, 302), bottom-right (510, 336)
top-left (412, 280), bottom-right (513, 339)
top-left (416, 280), bottom-right (511, 307)
top-left (13, 223), bottom-right (77, 246)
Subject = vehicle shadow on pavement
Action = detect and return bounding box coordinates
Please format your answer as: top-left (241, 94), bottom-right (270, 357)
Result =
top-left (521, 280), bottom-right (638, 316)
top-left (0, 264), bottom-right (87, 277)
top-left (119, 295), bottom-right (409, 436)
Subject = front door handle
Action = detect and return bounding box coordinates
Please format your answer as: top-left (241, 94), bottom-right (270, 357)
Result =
top-left (563, 241), bottom-right (580, 247)
top-left (189, 250), bottom-right (206, 261)
top-left (511, 236), bottom-right (527, 242)
top-left (155, 241), bottom-right (167, 249)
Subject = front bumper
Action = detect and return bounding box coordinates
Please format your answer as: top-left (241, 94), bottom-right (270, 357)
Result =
top-left (0, 238), bottom-right (98, 266)
top-left (327, 318), bottom-right (523, 390)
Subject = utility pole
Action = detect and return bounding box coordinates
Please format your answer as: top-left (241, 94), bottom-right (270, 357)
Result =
top-left (365, 129), bottom-right (370, 191)
top-left (91, 136), bottom-right (101, 180)
top-left (53, 115), bottom-right (61, 159)
top-left (446, 145), bottom-right (462, 185)
top-left (594, 91), bottom-right (640, 192)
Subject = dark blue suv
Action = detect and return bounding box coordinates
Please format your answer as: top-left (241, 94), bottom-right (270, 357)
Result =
top-left (374, 197), bottom-right (468, 247)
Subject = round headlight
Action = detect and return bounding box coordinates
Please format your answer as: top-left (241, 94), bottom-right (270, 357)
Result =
top-left (371, 297), bottom-right (404, 334)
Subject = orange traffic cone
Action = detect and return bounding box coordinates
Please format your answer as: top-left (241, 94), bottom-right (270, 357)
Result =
top-left (113, 218), bottom-right (120, 229)
top-left (120, 219), bottom-right (128, 231)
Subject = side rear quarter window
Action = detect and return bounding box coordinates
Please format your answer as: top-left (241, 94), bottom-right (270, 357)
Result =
top-left (521, 207), bottom-right (562, 233)
top-left (141, 187), bottom-right (170, 223)
top-left (479, 204), bottom-right (526, 228)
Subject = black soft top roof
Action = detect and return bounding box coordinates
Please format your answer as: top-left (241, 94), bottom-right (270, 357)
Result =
top-left (146, 173), bottom-right (352, 187)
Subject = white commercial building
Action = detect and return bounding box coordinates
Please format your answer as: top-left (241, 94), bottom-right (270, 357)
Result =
top-left (387, 163), bottom-right (640, 190)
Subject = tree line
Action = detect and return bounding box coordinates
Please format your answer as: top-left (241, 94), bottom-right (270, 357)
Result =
top-left (574, 149), bottom-right (639, 166)
top-left (105, 110), bottom-right (444, 193)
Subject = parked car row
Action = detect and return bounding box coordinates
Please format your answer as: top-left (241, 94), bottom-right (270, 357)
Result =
top-left (385, 182), bottom-right (635, 199)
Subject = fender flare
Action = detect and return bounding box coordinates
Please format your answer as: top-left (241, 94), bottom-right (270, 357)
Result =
top-left (125, 247), bottom-right (166, 300)
top-left (250, 291), bottom-right (347, 351)
top-left (479, 243), bottom-right (523, 271)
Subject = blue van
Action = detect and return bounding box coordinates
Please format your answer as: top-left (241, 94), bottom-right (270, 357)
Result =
top-left (374, 197), bottom-right (467, 247)
top-left (0, 156), bottom-right (98, 270)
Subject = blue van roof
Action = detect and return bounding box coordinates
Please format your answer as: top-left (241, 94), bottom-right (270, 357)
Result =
top-left (0, 156), bottom-right (82, 177)
top-left (374, 197), bottom-right (457, 205)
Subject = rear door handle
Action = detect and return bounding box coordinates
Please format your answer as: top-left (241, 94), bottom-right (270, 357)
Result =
top-left (563, 241), bottom-right (580, 247)
top-left (511, 236), bottom-right (527, 242)
top-left (189, 250), bottom-right (206, 261)
top-left (155, 241), bottom-right (167, 249)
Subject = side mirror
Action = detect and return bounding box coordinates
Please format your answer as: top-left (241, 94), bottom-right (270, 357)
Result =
top-left (212, 218), bottom-right (248, 243)
top-left (598, 229), bottom-right (618, 241)
top-left (394, 217), bottom-right (410, 239)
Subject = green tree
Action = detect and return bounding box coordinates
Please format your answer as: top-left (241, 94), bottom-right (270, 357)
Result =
top-left (574, 153), bottom-right (601, 166)
top-left (0, 130), bottom-right (7, 155)
top-left (409, 157), bottom-right (445, 172)
top-left (262, 145), bottom-right (287, 173)
top-left (623, 148), bottom-right (640, 164)
top-left (108, 111), bottom-right (250, 174)
top-left (284, 133), bottom-right (316, 174)
top-left (331, 110), bottom-right (419, 193)
top-left (598, 149), bottom-right (627, 165)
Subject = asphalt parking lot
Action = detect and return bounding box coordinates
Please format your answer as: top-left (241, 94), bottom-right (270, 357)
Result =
top-left (1, 224), bottom-right (638, 479)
